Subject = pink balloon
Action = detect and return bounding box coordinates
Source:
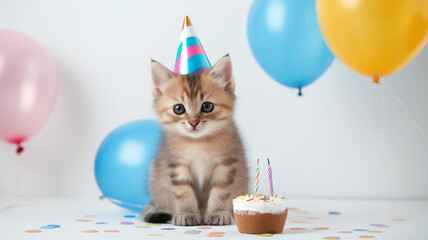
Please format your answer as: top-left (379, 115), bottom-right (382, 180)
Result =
top-left (0, 30), bottom-right (58, 153)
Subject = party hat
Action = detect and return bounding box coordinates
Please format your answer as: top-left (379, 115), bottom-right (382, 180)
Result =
top-left (173, 16), bottom-right (211, 74)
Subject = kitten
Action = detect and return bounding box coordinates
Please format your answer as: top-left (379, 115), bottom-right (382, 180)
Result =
top-left (143, 55), bottom-right (248, 226)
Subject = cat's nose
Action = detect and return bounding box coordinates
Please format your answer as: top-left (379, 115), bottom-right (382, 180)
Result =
top-left (188, 120), bottom-right (200, 128)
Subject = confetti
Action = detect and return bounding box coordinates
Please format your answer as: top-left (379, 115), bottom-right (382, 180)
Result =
top-left (207, 232), bottom-right (225, 237)
top-left (290, 220), bottom-right (316, 224)
top-left (104, 230), bottom-right (119, 233)
top-left (160, 227), bottom-right (176, 230)
top-left (288, 207), bottom-right (299, 211)
top-left (376, 226), bottom-right (390, 228)
top-left (82, 229), bottom-right (98, 233)
top-left (95, 222), bottom-right (108, 224)
top-left (359, 236), bottom-right (375, 238)
top-left (367, 231), bottom-right (382, 233)
top-left (120, 221), bottom-right (134, 225)
top-left (338, 231), bottom-right (353, 233)
top-left (290, 228), bottom-right (306, 230)
top-left (207, 234), bottom-right (224, 237)
top-left (136, 226), bottom-right (150, 228)
top-left (25, 230), bottom-right (42, 233)
top-left (147, 234), bottom-right (163, 236)
top-left (323, 237), bottom-right (340, 239)
top-left (329, 211), bottom-right (340, 215)
top-left (354, 229), bottom-right (369, 231)
top-left (186, 230), bottom-right (202, 233)
top-left (370, 224), bottom-right (385, 226)
top-left (391, 219), bottom-right (405, 221)
top-left (197, 226), bottom-right (213, 229)
top-left (258, 233), bottom-right (274, 237)
top-left (184, 232), bottom-right (200, 234)
top-left (40, 224), bottom-right (60, 229)
top-left (77, 219), bottom-right (93, 222)
top-left (315, 227), bottom-right (330, 230)
top-left (124, 215), bottom-right (136, 218)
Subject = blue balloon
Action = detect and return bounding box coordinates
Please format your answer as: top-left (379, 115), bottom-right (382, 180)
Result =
top-left (94, 119), bottom-right (162, 212)
top-left (247, 0), bottom-right (334, 95)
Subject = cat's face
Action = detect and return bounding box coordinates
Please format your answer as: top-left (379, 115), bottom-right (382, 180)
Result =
top-left (151, 55), bottom-right (235, 139)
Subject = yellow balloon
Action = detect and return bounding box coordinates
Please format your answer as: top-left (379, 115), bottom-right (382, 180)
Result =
top-left (317, 0), bottom-right (428, 83)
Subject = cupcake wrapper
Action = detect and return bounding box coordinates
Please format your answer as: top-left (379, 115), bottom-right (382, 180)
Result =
top-left (234, 209), bottom-right (288, 234)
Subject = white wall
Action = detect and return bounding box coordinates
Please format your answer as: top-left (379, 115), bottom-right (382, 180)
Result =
top-left (0, 0), bottom-right (427, 199)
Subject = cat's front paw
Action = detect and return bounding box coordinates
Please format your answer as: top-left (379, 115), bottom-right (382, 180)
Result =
top-left (204, 211), bottom-right (234, 225)
top-left (172, 213), bottom-right (202, 226)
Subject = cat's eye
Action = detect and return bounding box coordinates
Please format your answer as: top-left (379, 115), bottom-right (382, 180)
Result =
top-left (201, 102), bottom-right (214, 113)
top-left (173, 104), bottom-right (186, 115)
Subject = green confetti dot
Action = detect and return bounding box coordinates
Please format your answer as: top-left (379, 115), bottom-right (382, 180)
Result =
top-left (135, 226), bottom-right (150, 228)
top-left (184, 232), bottom-right (200, 234)
top-left (367, 231), bottom-right (382, 233)
top-left (258, 233), bottom-right (274, 237)
top-left (147, 234), bottom-right (162, 236)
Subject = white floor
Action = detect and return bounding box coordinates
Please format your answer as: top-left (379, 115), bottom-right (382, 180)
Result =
top-left (0, 197), bottom-right (427, 240)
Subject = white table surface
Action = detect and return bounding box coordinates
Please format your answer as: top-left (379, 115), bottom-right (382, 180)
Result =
top-left (0, 197), bottom-right (427, 240)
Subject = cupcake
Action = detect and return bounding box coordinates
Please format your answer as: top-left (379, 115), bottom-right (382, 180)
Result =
top-left (233, 194), bottom-right (287, 234)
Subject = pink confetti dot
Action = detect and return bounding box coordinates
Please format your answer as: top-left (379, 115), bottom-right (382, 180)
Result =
top-left (376, 226), bottom-right (390, 228)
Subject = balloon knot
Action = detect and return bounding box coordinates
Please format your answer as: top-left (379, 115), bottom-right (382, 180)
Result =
top-left (372, 76), bottom-right (380, 84)
top-left (16, 143), bottom-right (24, 154)
top-left (298, 88), bottom-right (302, 96)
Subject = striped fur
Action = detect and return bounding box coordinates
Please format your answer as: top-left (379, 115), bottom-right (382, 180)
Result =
top-left (143, 55), bottom-right (248, 226)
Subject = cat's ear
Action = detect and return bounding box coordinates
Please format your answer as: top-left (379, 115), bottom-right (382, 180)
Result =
top-left (151, 59), bottom-right (175, 96)
top-left (209, 54), bottom-right (235, 92)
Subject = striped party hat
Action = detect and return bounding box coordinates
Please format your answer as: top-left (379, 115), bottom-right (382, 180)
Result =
top-left (173, 16), bottom-right (211, 75)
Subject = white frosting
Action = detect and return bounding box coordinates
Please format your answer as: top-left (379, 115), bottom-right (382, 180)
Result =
top-left (233, 194), bottom-right (287, 214)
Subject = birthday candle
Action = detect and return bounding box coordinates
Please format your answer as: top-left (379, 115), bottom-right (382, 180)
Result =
top-left (267, 158), bottom-right (274, 195)
top-left (254, 159), bottom-right (259, 196)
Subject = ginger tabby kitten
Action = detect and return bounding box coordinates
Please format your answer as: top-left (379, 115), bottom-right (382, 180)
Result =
top-left (143, 55), bottom-right (248, 226)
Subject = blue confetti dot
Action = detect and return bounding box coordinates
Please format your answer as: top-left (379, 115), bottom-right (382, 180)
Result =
top-left (353, 229), bottom-right (368, 231)
top-left (186, 230), bottom-right (202, 233)
top-left (329, 211), bottom-right (340, 215)
top-left (40, 224), bottom-right (60, 229)
top-left (124, 215), bottom-right (136, 218)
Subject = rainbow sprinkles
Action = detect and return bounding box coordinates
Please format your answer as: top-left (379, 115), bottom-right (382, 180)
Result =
top-left (233, 194), bottom-right (287, 215)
